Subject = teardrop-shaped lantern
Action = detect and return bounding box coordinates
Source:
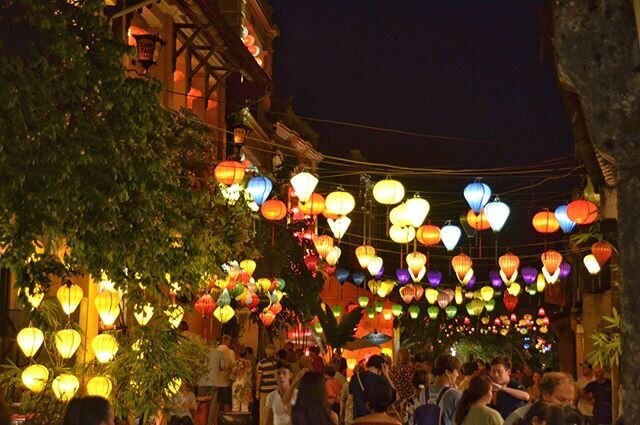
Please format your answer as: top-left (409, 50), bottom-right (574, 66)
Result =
top-left (427, 306), bottom-right (439, 319)
top-left (542, 266), bottom-right (560, 285)
top-left (566, 199), bottom-right (598, 225)
top-left (466, 209), bottom-right (490, 231)
top-left (489, 270), bottom-right (502, 289)
top-left (583, 254), bottom-right (601, 275)
top-left (389, 203), bottom-right (411, 227)
top-left (57, 284), bottom-right (83, 316)
top-left (17, 326), bottom-right (44, 358)
top-left (55, 329), bottom-right (82, 359)
top-left (480, 286), bottom-right (494, 302)
top-left (541, 250), bottom-right (563, 275)
top-left (406, 251), bottom-right (427, 277)
top-left (499, 252), bottom-right (520, 280)
top-left (408, 305), bottom-right (420, 319)
top-left (503, 293), bottom-right (518, 311)
top-left (484, 197), bottom-right (510, 232)
top-left (532, 210), bottom-right (560, 234)
top-left (554, 205), bottom-right (576, 233)
top-left (290, 172), bottom-right (318, 203)
top-left (396, 268), bottom-right (411, 285)
top-left (409, 266), bottom-right (426, 283)
top-left (367, 256), bottom-right (384, 277)
top-left (373, 179), bottom-right (405, 205)
top-left (325, 246), bottom-right (341, 266)
top-left (591, 241), bottom-right (612, 266)
top-left (416, 224), bottom-right (441, 246)
top-left (313, 235), bottom-right (334, 260)
top-left (559, 262), bottom-right (572, 279)
top-left (246, 176), bottom-right (273, 206)
top-left (327, 216), bottom-right (351, 240)
top-left (437, 291), bottom-right (452, 309)
top-left (325, 188), bottom-right (356, 216)
top-left (356, 245), bottom-right (376, 269)
top-left (463, 180), bottom-right (492, 213)
top-left (22, 364), bottom-right (49, 393)
top-left (427, 270), bottom-right (442, 287)
top-left (91, 333), bottom-right (119, 363)
top-left (451, 253), bottom-right (472, 282)
top-left (424, 288), bottom-right (438, 305)
top-left (405, 194), bottom-right (430, 228)
top-left (521, 267), bottom-right (538, 285)
top-left (95, 290), bottom-right (121, 326)
top-left (445, 305), bottom-right (458, 319)
top-left (335, 267), bottom-right (349, 284)
top-left (389, 225), bottom-right (416, 244)
top-left (399, 285), bottom-right (416, 304)
top-left (440, 224), bottom-right (462, 251)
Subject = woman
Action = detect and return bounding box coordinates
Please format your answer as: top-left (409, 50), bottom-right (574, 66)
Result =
top-left (290, 370), bottom-right (338, 425)
top-left (388, 348), bottom-right (414, 405)
top-left (353, 377), bottom-right (401, 425)
top-left (62, 396), bottom-right (115, 425)
top-left (401, 369), bottom-right (427, 425)
top-left (527, 371), bottom-right (543, 401)
top-left (453, 374), bottom-right (503, 425)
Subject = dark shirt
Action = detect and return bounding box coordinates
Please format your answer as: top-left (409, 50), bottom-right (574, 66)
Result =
top-left (585, 378), bottom-right (612, 424)
top-left (349, 372), bottom-right (396, 419)
top-left (492, 379), bottom-right (527, 419)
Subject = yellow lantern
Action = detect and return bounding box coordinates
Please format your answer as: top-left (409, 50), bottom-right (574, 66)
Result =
top-left (165, 377), bottom-right (182, 396)
top-left (21, 364), bottom-right (49, 393)
top-left (325, 188), bottom-right (356, 216)
top-left (95, 290), bottom-right (121, 326)
top-left (480, 286), bottom-right (494, 302)
top-left (373, 179), bottom-right (405, 205)
top-left (256, 278), bottom-right (272, 294)
top-left (381, 347), bottom-right (393, 358)
top-left (425, 288), bottom-right (439, 304)
top-left (290, 172), bottom-right (318, 203)
top-left (213, 305), bottom-right (235, 323)
top-left (405, 194), bottom-right (430, 228)
top-left (54, 329), bottom-right (81, 359)
top-left (57, 283), bottom-right (83, 315)
top-left (240, 259), bottom-right (257, 277)
top-left (52, 373), bottom-right (80, 401)
top-left (17, 326), bottom-right (44, 358)
top-left (389, 202), bottom-right (410, 227)
top-left (536, 273), bottom-right (546, 292)
top-left (455, 286), bottom-right (463, 304)
top-left (382, 309), bottom-right (393, 321)
top-left (389, 225), bottom-right (415, 244)
top-left (165, 304), bottom-right (184, 328)
top-left (346, 358), bottom-right (357, 370)
top-left (327, 216), bottom-right (351, 240)
top-left (507, 283), bottom-right (522, 297)
top-left (313, 235), bottom-right (334, 260)
top-left (406, 251), bottom-right (427, 277)
top-left (355, 245), bottom-right (376, 269)
top-left (377, 280), bottom-right (395, 297)
top-left (583, 254), bottom-right (601, 275)
top-left (87, 376), bottom-right (113, 398)
top-left (91, 333), bottom-right (119, 363)
top-left (325, 246), bottom-right (341, 266)
top-left (134, 303), bottom-right (154, 326)
top-left (22, 285), bottom-right (45, 309)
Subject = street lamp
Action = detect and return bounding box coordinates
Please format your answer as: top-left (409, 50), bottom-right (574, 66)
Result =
top-left (133, 33), bottom-right (165, 75)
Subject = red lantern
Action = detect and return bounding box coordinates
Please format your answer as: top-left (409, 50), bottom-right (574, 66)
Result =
top-left (259, 310), bottom-right (276, 327)
top-left (304, 253), bottom-right (319, 272)
top-left (566, 200), bottom-right (598, 225)
top-left (591, 241), bottom-right (613, 266)
top-left (503, 293), bottom-right (518, 311)
top-left (466, 209), bottom-right (490, 231)
top-left (537, 307), bottom-right (546, 317)
top-left (499, 252), bottom-right (520, 280)
top-left (299, 193), bottom-right (325, 216)
top-left (261, 199), bottom-right (287, 221)
top-left (532, 210), bottom-right (560, 234)
top-left (249, 293), bottom-right (260, 310)
top-left (510, 313), bottom-right (517, 322)
top-left (214, 160), bottom-right (245, 186)
top-left (541, 250), bottom-right (563, 274)
top-left (451, 253), bottom-right (473, 281)
top-left (416, 224), bottom-right (441, 246)
top-left (194, 293), bottom-right (216, 317)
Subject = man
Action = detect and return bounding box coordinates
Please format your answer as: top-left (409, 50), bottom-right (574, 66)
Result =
top-left (212, 335), bottom-right (235, 423)
top-left (256, 344), bottom-right (279, 425)
top-left (489, 355), bottom-right (530, 419)
top-left (348, 354), bottom-right (397, 420)
top-left (584, 367), bottom-right (612, 425)
top-left (415, 354), bottom-right (463, 425)
top-left (504, 371), bottom-right (576, 425)
top-left (309, 346), bottom-right (325, 374)
top-left (265, 362), bottom-right (294, 425)
top-left (198, 339), bottom-right (221, 425)
top-left (577, 361), bottom-right (596, 419)
top-left (284, 342), bottom-right (298, 364)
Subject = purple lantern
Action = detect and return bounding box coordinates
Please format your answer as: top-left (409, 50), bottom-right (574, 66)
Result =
top-left (465, 275), bottom-right (476, 289)
top-left (427, 270), bottom-right (442, 287)
top-left (521, 266), bottom-right (538, 285)
top-left (335, 267), bottom-right (350, 284)
top-left (374, 266), bottom-right (385, 280)
top-left (352, 271), bottom-right (365, 286)
top-left (396, 268), bottom-right (411, 285)
top-left (559, 262), bottom-right (572, 279)
top-left (489, 270), bottom-right (502, 289)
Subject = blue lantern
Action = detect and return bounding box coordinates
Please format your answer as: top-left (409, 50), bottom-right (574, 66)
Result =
top-left (427, 270), bottom-right (442, 287)
top-left (521, 267), bottom-right (538, 285)
top-left (246, 176), bottom-right (273, 206)
top-left (335, 267), bottom-right (350, 284)
top-left (463, 180), bottom-right (492, 214)
top-left (351, 271), bottom-right (365, 286)
top-left (396, 268), bottom-right (410, 285)
top-left (554, 205), bottom-right (576, 234)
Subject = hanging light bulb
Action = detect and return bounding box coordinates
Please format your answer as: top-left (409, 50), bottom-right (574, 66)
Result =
top-left (484, 197), bottom-right (510, 232)
top-left (389, 225), bottom-right (415, 244)
top-left (57, 283), bottom-right (83, 315)
top-left (91, 333), bottom-right (119, 363)
top-left (327, 216), bottom-right (351, 240)
top-left (440, 223), bottom-right (462, 251)
top-left (405, 194), bottom-right (430, 228)
top-left (54, 329), bottom-right (81, 359)
top-left (583, 254), bottom-right (601, 275)
top-left (373, 179), bottom-right (405, 205)
top-left (290, 172), bottom-right (318, 203)
top-left (463, 179), bottom-right (492, 213)
top-left (17, 326), bottom-right (44, 358)
top-left (554, 205), bottom-right (576, 234)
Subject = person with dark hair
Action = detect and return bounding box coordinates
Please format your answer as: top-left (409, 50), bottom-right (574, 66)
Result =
top-left (389, 348), bottom-right (415, 406)
top-left (277, 349), bottom-right (288, 363)
top-left (521, 400), bottom-right (551, 425)
top-left (583, 367), bottom-right (612, 425)
top-left (353, 377), bottom-right (401, 425)
top-left (458, 361), bottom-right (480, 392)
top-left (414, 354), bottom-right (462, 425)
top-left (335, 358), bottom-right (348, 386)
top-left (324, 365), bottom-right (342, 414)
top-left (265, 362), bottom-right (294, 425)
top-left (489, 356), bottom-right (530, 419)
top-left (527, 371), bottom-right (543, 401)
top-left (288, 370), bottom-right (338, 425)
top-left (454, 374), bottom-right (503, 425)
top-left (257, 344), bottom-right (280, 425)
top-left (504, 372), bottom-right (575, 425)
top-left (62, 396), bottom-right (114, 425)
top-left (401, 369), bottom-right (428, 424)
top-left (522, 402), bottom-right (586, 425)
top-left (309, 346), bottom-right (326, 374)
top-left (348, 355), bottom-right (397, 420)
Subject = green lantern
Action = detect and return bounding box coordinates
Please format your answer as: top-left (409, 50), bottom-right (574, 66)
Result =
top-left (527, 285), bottom-right (537, 296)
top-left (314, 322), bottom-right (323, 333)
top-left (332, 305), bottom-right (342, 318)
top-left (366, 306), bottom-right (375, 319)
top-left (391, 304), bottom-right (403, 317)
top-left (445, 304), bottom-right (457, 319)
top-left (485, 298), bottom-right (496, 312)
top-left (408, 305), bottom-right (420, 319)
top-left (374, 301), bottom-right (384, 313)
top-left (358, 296), bottom-right (369, 308)
top-left (469, 299), bottom-right (484, 316)
top-left (427, 306), bottom-right (439, 319)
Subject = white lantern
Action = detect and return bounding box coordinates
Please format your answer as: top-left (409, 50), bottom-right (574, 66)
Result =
top-left (325, 189), bottom-right (355, 216)
top-left (389, 225), bottom-right (415, 244)
top-left (484, 197), bottom-right (510, 232)
top-left (405, 195), bottom-right (430, 228)
top-left (440, 224), bottom-right (462, 251)
top-left (327, 216), bottom-right (351, 240)
top-left (367, 256), bottom-right (384, 276)
top-left (325, 246), bottom-right (341, 266)
top-left (290, 172), bottom-right (318, 203)
top-left (373, 179), bottom-right (405, 205)
top-left (583, 254), bottom-right (601, 275)
top-left (389, 202), bottom-right (411, 227)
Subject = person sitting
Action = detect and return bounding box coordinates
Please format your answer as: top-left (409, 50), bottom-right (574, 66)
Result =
top-left (353, 377), bottom-right (401, 425)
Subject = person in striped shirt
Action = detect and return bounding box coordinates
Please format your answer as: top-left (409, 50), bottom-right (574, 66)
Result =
top-left (257, 344), bottom-right (279, 425)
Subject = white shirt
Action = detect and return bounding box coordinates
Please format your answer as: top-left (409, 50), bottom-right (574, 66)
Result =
top-left (577, 375), bottom-right (595, 416)
top-left (198, 344), bottom-right (236, 387)
top-left (265, 389), bottom-right (297, 425)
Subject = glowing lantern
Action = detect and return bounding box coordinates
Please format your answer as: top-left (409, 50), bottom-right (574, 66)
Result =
top-left (352, 272), bottom-right (365, 286)
top-left (335, 267), bottom-right (350, 284)
top-left (87, 376), bottom-right (112, 398)
top-left (455, 286), bottom-right (463, 304)
top-left (536, 273), bottom-right (547, 292)
top-left (440, 224), bottom-right (462, 251)
top-left (95, 290), bottom-right (121, 326)
top-left (356, 245), bottom-right (376, 269)
top-left (414, 285), bottom-right (424, 301)
top-left (541, 250), bottom-right (563, 275)
top-left (396, 268), bottom-right (411, 285)
top-left (583, 254), bottom-right (601, 275)
top-left (532, 210), bottom-right (560, 234)
top-left (214, 161), bottom-right (245, 186)
top-left (213, 305), bottom-right (236, 323)
top-left (261, 199), bottom-right (287, 221)
top-left (290, 172), bottom-right (318, 203)
top-left (406, 251), bottom-right (427, 277)
top-left (425, 288), bottom-right (439, 304)
top-left (416, 224), bottom-right (441, 246)
top-left (499, 252), bottom-right (520, 280)
top-left (327, 216), bottom-right (351, 240)
top-left (521, 267), bottom-right (538, 285)
top-left (57, 284), bottom-right (83, 315)
top-left (299, 193), bottom-right (326, 216)
top-left (17, 327), bottom-right (44, 358)
top-left (55, 329), bottom-right (81, 359)
top-left (377, 279), bottom-right (395, 297)
top-left (410, 266), bottom-right (426, 283)
top-left (559, 262), bottom-right (572, 279)
top-left (373, 301), bottom-right (384, 313)
top-left (382, 309), bottom-right (393, 321)
top-left (246, 176), bottom-right (273, 206)
top-left (358, 296), bottom-right (369, 308)
top-left (389, 203), bottom-right (410, 227)
top-left (314, 322), bottom-right (324, 333)
top-left (427, 306), bottom-right (439, 319)
top-left (445, 305), bottom-right (457, 319)
top-left (133, 303), bottom-right (154, 326)
top-left (325, 188), bottom-right (356, 216)
top-left (489, 270), bottom-right (502, 289)
top-left (91, 333), bottom-right (119, 363)
top-left (346, 358), bottom-right (357, 370)
top-left (22, 364), bottom-right (48, 393)
top-left (408, 305), bottom-right (420, 319)
top-left (373, 179), bottom-right (405, 205)
top-left (399, 285), bottom-right (415, 304)
top-left (463, 180), bottom-right (491, 213)
top-left (405, 195), bottom-right (430, 227)
top-left (507, 283), bottom-right (522, 297)
top-left (240, 259), bottom-right (257, 277)
top-left (332, 305), bottom-right (343, 318)
top-left (451, 253), bottom-right (472, 282)
top-left (52, 373), bottom-right (80, 401)
top-left (165, 304), bottom-right (184, 328)
top-left (260, 310), bottom-right (276, 327)
top-left (485, 299), bottom-right (496, 312)
top-left (503, 293), bottom-right (518, 311)
top-left (23, 285), bottom-right (45, 309)
top-left (325, 246), bottom-right (342, 266)
top-left (554, 205), bottom-right (576, 233)
top-left (591, 241), bottom-right (613, 266)
top-left (366, 256), bottom-right (383, 277)
top-left (195, 294), bottom-right (216, 318)
top-left (366, 307), bottom-right (375, 319)
top-left (566, 199), bottom-right (598, 225)
top-left (314, 235), bottom-right (334, 260)
top-left (480, 286), bottom-right (494, 302)
top-left (484, 197), bottom-right (510, 232)
top-left (391, 304), bottom-right (403, 317)
top-left (437, 291), bottom-right (452, 309)
top-left (468, 299), bottom-right (484, 316)
top-left (389, 225), bottom-right (415, 244)
top-left (466, 209), bottom-right (490, 231)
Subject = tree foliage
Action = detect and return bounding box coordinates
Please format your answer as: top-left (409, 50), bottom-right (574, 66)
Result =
top-left (587, 308), bottom-right (621, 370)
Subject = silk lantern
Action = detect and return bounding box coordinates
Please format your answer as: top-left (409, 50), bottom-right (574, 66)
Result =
top-left (195, 294), bottom-right (216, 318)
top-left (541, 250), bottom-right (563, 275)
top-left (91, 333), bottom-right (119, 363)
top-left (408, 305), bottom-right (420, 319)
top-left (246, 176), bottom-right (272, 206)
top-left (327, 216), bottom-right (351, 240)
top-left (396, 268), bottom-right (411, 285)
top-left (325, 246), bottom-right (341, 266)
top-left (583, 254), bottom-right (601, 275)
top-left (213, 305), bottom-right (236, 323)
top-left (373, 179), bottom-right (405, 205)
top-left (480, 286), bottom-right (494, 302)
top-left (22, 364), bottom-right (49, 393)
top-left (440, 224), bottom-right (462, 251)
top-left (466, 209), bottom-right (490, 231)
top-left (463, 180), bottom-right (492, 213)
top-left (367, 256), bottom-right (384, 277)
top-left (427, 270), bottom-right (442, 287)
top-left (445, 305), bottom-right (458, 319)
top-left (451, 253), bottom-right (472, 282)
top-left (358, 296), bottom-right (369, 308)
top-left (532, 210), bottom-right (560, 234)
top-left (290, 172), bottom-right (318, 203)
top-left (591, 241), bottom-right (613, 266)
top-left (57, 283), bottom-right (83, 315)
top-left (352, 271), bottom-right (365, 286)
top-left (406, 251), bottom-right (427, 277)
top-left (299, 193), bottom-right (325, 216)
top-left (521, 267), bottom-right (538, 285)
top-left (313, 235), bottom-right (334, 259)
top-left (325, 188), bottom-right (355, 216)
top-left (503, 293), bottom-right (518, 311)
top-left (392, 304), bottom-right (403, 317)
top-left (536, 273), bottom-right (547, 292)
top-left (399, 285), bottom-right (416, 304)
top-left (566, 199), bottom-right (598, 225)
top-left (356, 245), bottom-right (376, 269)
top-left (427, 306), bottom-right (439, 319)
top-left (499, 252), bottom-right (520, 280)
top-left (214, 161), bottom-right (245, 186)
top-left (55, 329), bottom-right (81, 359)
top-left (416, 224), bottom-right (441, 246)
top-left (335, 267), bottom-right (350, 284)
top-left (87, 376), bottom-right (113, 398)
top-left (405, 194), bottom-right (430, 228)
top-left (52, 374), bottom-right (80, 401)
top-left (389, 225), bottom-right (415, 244)
top-left (489, 270), bottom-right (502, 289)
top-left (261, 199), bottom-right (287, 221)
top-left (374, 301), bottom-right (384, 313)
top-left (425, 288), bottom-right (439, 304)
top-left (554, 205), bottom-right (576, 233)
top-left (484, 197), bottom-right (510, 232)
top-left (95, 290), bottom-right (121, 326)
top-left (17, 326), bottom-right (44, 358)
top-left (559, 262), bottom-right (572, 279)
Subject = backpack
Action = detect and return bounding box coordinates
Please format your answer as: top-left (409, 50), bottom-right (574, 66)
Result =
top-left (413, 386), bottom-right (450, 425)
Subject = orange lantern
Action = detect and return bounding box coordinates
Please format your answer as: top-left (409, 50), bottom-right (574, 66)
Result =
top-left (466, 209), bottom-right (490, 231)
top-left (406, 251), bottom-right (427, 277)
top-left (416, 224), bottom-right (441, 246)
top-left (313, 235), bottom-right (334, 260)
top-left (499, 252), bottom-right (520, 280)
top-left (270, 302), bottom-right (283, 315)
top-left (566, 200), bottom-right (598, 225)
top-left (541, 250), bottom-right (563, 275)
top-left (591, 241), bottom-right (613, 266)
top-left (414, 285), bottom-right (424, 301)
top-left (214, 160), bottom-right (245, 186)
top-left (299, 193), bottom-right (325, 216)
top-left (261, 199), bottom-right (287, 221)
top-left (451, 253), bottom-right (472, 281)
top-left (399, 284), bottom-right (416, 304)
top-left (259, 310), bottom-right (276, 327)
top-left (355, 245), bottom-right (376, 269)
top-left (532, 210), bottom-right (560, 234)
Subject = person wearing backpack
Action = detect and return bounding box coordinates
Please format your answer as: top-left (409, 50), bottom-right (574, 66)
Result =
top-left (349, 355), bottom-right (397, 420)
top-left (414, 354), bottom-right (463, 425)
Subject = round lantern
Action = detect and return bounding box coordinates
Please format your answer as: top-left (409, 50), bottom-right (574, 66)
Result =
top-left (133, 303), bottom-right (154, 326)
top-left (559, 262), bottom-right (572, 279)
top-left (246, 176), bottom-right (272, 206)
top-left (22, 364), bottom-right (49, 393)
top-left (356, 245), bottom-right (376, 269)
top-left (214, 160), bottom-right (245, 186)
top-left (358, 296), bottom-right (369, 308)
top-left (165, 304), bottom-right (184, 328)
top-left (484, 197), bottom-right (510, 232)
top-left (299, 193), bottom-right (326, 216)
top-left (541, 250), bottom-right (563, 275)
top-left (440, 224), bottom-right (462, 251)
top-left (416, 224), bottom-right (441, 246)
top-left (466, 209), bottom-right (490, 231)
top-left (261, 199), bottom-right (287, 221)
top-left (468, 299), bottom-right (485, 316)
top-left (427, 270), bottom-right (442, 287)
top-left (325, 188), bottom-right (356, 216)
top-left (55, 329), bottom-right (81, 359)
top-left (373, 179), bottom-right (405, 205)
top-left (57, 283), bottom-right (83, 316)
top-left (389, 203), bottom-right (410, 227)
top-left (313, 235), bottom-right (334, 259)
top-left (87, 376), bottom-right (113, 398)
top-left (591, 241), bottom-right (613, 266)
top-left (427, 306), bottom-right (439, 320)
top-left (290, 172), bottom-right (318, 203)
top-left (260, 310), bottom-right (276, 326)
top-left (583, 254), bottom-right (601, 275)
top-left (532, 210), bottom-right (560, 234)
top-left (95, 290), bottom-right (121, 326)
top-left (389, 225), bottom-right (415, 244)
top-left (17, 326), bottom-right (44, 358)
top-left (451, 253), bottom-right (472, 282)
top-left (463, 180), bottom-right (492, 214)
top-left (554, 205), bottom-right (576, 233)
top-left (406, 251), bottom-right (427, 277)
top-left (195, 294), bottom-right (216, 317)
top-left (408, 305), bottom-right (420, 319)
top-left (91, 333), bottom-right (119, 363)
top-left (503, 293), bottom-right (518, 311)
top-left (325, 246), bottom-right (341, 266)
top-left (566, 200), bottom-right (598, 225)
top-left (499, 252), bottom-right (520, 280)
top-left (507, 282), bottom-right (522, 297)
top-left (405, 195), bottom-right (430, 228)
top-left (213, 305), bottom-right (235, 324)
top-left (391, 304), bottom-right (403, 317)
top-left (480, 286), bottom-right (494, 302)
top-left (52, 373), bottom-right (80, 401)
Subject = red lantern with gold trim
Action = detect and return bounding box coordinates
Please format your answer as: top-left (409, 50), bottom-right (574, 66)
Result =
top-left (532, 210), bottom-right (560, 234)
top-left (541, 250), bottom-right (563, 274)
top-left (416, 224), bottom-right (441, 246)
top-left (451, 253), bottom-right (473, 281)
top-left (499, 252), bottom-right (520, 280)
top-left (591, 241), bottom-right (613, 266)
top-left (566, 200), bottom-right (598, 225)
top-left (214, 160), bottom-right (245, 186)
